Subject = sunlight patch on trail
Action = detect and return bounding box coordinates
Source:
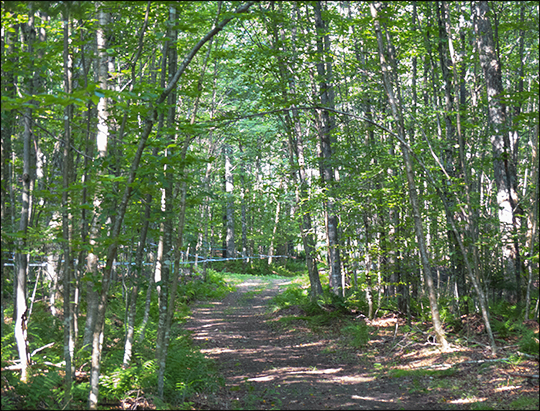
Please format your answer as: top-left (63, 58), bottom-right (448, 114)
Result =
top-left (352, 395), bottom-right (393, 402)
top-left (449, 397), bottom-right (488, 404)
top-left (235, 281), bottom-right (270, 288)
top-left (334, 375), bottom-right (375, 384)
top-left (238, 367), bottom-right (376, 385)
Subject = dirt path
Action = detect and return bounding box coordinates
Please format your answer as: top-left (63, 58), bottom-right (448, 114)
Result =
top-left (184, 277), bottom-right (443, 410)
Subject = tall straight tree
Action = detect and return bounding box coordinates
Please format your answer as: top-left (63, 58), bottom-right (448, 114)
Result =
top-left (370, 2), bottom-right (449, 350)
top-left (473, 1), bottom-right (523, 303)
top-left (270, 1), bottom-right (322, 299)
top-left (61, 4), bottom-right (75, 404)
top-left (224, 143), bottom-right (236, 258)
top-left (156, 3), bottom-right (180, 399)
top-left (14, 4), bottom-right (37, 383)
top-left (87, 5), bottom-right (112, 407)
top-left (434, 1), bottom-right (467, 315)
top-left (82, 4), bottom-right (110, 352)
top-left (121, 1), bottom-right (151, 369)
top-left (312, 1), bottom-right (341, 295)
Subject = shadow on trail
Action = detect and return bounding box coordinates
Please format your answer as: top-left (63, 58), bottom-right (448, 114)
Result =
top-left (184, 278), bottom-right (441, 410)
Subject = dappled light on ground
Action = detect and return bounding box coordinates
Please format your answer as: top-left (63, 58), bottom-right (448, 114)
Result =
top-left (184, 277), bottom-right (539, 410)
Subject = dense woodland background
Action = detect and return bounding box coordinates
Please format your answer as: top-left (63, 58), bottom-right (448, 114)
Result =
top-left (1, 1), bottom-right (538, 409)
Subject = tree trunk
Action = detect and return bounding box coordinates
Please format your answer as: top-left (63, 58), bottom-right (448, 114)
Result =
top-left (268, 181), bottom-right (283, 265)
top-left (14, 111), bottom-right (31, 382)
top-left (156, 5), bottom-right (179, 398)
top-left (117, 2), bottom-right (151, 369)
top-left (122, 193), bottom-right (151, 367)
top-left (87, 6), bottom-right (111, 407)
top-left (239, 145), bottom-right (249, 263)
top-left (61, 7), bottom-right (75, 404)
top-left (86, 3), bottom-right (256, 407)
top-left (371, 2), bottom-right (449, 351)
top-left (280, 2), bottom-right (322, 299)
top-left (474, 1), bottom-right (523, 303)
top-left (1, 15), bottom-right (17, 341)
top-left (224, 144), bottom-right (236, 259)
top-left (82, 4), bottom-right (110, 352)
top-left (313, 1), bottom-right (341, 295)
top-left (525, 124), bottom-right (538, 319)
top-left (14, 8), bottom-right (37, 383)
top-left (434, 1), bottom-right (467, 316)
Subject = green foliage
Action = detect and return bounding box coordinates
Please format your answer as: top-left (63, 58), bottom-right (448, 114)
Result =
top-left (2, 371), bottom-right (63, 410)
top-left (269, 284), bottom-right (310, 312)
top-left (410, 296), bottom-right (432, 321)
top-left (210, 258), bottom-right (307, 278)
top-left (508, 396), bottom-right (539, 410)
top-left (1, 0), bottom-right (538, 408)
top-left (343, 290), bottom-right (370, 314)
top-left (435, 295), bottom-right (455, 324)
top-left (163, 334), bottom-right (222, 405)
top-left (268, 282), bottom-right (381, 344)
top-left (342, 322), bottom-right (371, 348)
top-left (492, 317), bottom-right (520, 339)
top-left (95, 270), bottom-right (234, 406)
top-left (178, 269), bottom-right (234, 303)
top-left (271, 263), bottom-right (307, 278)
top-left (1, 395), bottom-right (16, 411)
top-left (99, 331), bottom-right (221, 407)
top-left (517, 328), bottom-right (540, 355)
top-left (100, 360), bottom-right (155, 402)
top-left (70, 382), bottom-right (91, 408)
top-left (388, 368), bottom-right (456, 379)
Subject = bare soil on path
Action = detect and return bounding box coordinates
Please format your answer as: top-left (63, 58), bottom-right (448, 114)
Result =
top-left (184, 276), bottom-right (539, 410)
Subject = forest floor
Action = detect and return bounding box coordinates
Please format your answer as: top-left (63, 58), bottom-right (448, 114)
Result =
top-left (183, 276), bottom-right (539, 410)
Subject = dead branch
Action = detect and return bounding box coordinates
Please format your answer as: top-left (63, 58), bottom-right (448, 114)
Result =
top-left (506, 373), bottom-right (539, 379)
top-left (516, 351), bottom-right (539, 361)
top-left (454, 358), bottom-right (511, 366)
top-left (30, 342), bottom-right (54, 357)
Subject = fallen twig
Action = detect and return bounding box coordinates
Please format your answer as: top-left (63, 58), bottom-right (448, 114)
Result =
top-left (506, 373), bottom-right (539, 379)
top-left (1, 359), bottom-right (65, 371)
top-left (405, 357), bottom-right (515, 372)
top-left (516, 351), bottom-right (539, 361)
top-left (454, 358), bottom-right (511, 366)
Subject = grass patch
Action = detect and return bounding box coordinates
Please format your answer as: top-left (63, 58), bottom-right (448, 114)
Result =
top-left (509, 396), bottom-right (539, 410)
top-left (388, 368), bottom-right (457, 379)
top-left (210, 259), bottom-right (307, 278)
top-left (342, 322), bottom-right (371, 348)
top-left (268, 284), bottom-right (310, 313)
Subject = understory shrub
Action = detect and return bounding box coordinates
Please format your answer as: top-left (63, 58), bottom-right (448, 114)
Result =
top-left (342, 322), bottom-right (371, 348)
top-left (344, 290), bottom-right (370, 314)
top-left (209, 258), bottom-right (307, 277)
top-left (270, 284), bottom-right (310, 312)
top-left (410, 296), bottom-right (431, 321)
top-left (518, 327), bottom-right (539, 355)
top-left (162, 335), bottom-right (222, 404)
top-left (4, 371), bottom-right (63, 410)
top-left (178, 268), bottom-right (233, 302)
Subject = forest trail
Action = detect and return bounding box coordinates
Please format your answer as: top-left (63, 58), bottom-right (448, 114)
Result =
top-left (183, 276), bottom-right (441, 410)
